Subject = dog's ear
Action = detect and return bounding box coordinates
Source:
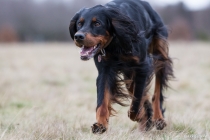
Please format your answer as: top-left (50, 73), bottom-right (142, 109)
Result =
top-left (69, 8), bottom-right (87, 39)
top-left (69, 12), bottom-right (81, 39)
top-left (105, 8), bottom-right (140, 50)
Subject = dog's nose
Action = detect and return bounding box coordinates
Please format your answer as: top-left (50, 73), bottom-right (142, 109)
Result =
top-left (74, 33), bottom-right (85, 41)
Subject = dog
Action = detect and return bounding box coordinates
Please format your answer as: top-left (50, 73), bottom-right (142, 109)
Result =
top-left (69, 0), bottom-right (174, 134)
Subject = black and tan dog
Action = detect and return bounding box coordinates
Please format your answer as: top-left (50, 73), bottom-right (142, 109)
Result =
top-left (69, 0), bottom-right (174, 134)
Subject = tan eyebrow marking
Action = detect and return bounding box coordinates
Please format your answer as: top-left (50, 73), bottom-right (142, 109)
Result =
top-left (79, 18), bottom-right (84, 22)
top-left (92, 17), bottom-right (97, 22)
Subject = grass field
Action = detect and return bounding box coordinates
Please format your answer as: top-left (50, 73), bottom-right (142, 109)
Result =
top-left (0, 42), bottom-right (209, 140)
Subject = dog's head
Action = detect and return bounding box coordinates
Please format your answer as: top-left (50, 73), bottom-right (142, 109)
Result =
top-left (69, 5), bottom-right (139, 61)
top-left (69, 5), bottom-right (112, 61)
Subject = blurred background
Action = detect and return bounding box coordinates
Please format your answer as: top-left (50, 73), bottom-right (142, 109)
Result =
top-left (0, 0), bottom-right (210, 139)
top-left (0, 0), bottom-right (210, 43)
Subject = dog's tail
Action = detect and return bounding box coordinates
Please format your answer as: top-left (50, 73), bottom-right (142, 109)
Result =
top-left (148, 25), bottom-right (174, 115)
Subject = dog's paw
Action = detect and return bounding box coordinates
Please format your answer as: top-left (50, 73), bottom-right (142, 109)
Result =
top-left (154, 119), bottom-right (167, 130)
top-left (91, 123), bottom-right (107, 134)
top-left (145, 118), bottom-right (154, 131)
top-left (128, 110), bottom-right (139, 122)
top-left (138, 117), bottom-right (154, 131)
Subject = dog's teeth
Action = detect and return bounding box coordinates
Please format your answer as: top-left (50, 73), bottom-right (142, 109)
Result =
top-left (94, 45), bottom-right (97, 49)
top-left (80, 48), bottom-right (83, 52)
top-left (80, 45), bottom-right (84, 53)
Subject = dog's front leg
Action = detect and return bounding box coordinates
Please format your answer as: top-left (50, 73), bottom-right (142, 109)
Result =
top-left (91, 74), bottom-right (110, 134)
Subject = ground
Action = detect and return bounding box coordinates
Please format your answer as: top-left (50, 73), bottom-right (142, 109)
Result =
top-left (0, 42), bottom-right (209, 139)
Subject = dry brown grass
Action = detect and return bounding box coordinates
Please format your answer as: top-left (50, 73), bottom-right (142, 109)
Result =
top-left (0, 42), bottom-right (209, 140)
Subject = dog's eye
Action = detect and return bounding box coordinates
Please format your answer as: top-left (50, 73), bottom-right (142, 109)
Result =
top-left (77, 22), bottom-right (82, 27)
top-left (94, 22), bottom-right (101, 27)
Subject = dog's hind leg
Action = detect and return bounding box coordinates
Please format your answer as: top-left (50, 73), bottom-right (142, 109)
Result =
top-left (150, 28), bottom-right (174, 130)
top-left (152, 76), bottom-right (167, 130)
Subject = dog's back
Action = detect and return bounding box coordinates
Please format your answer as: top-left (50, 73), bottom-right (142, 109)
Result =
top-left (106, 0), bottom-right (164, 32)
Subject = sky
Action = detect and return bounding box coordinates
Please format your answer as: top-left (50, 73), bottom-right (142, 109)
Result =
top-left (147, 0), bottom-right (210, 10)
top-left (35, 0), bottom-right (210, 10)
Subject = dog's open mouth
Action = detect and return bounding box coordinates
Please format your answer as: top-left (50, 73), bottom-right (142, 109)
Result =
top-left (80, 44), bottom-right (101, 60)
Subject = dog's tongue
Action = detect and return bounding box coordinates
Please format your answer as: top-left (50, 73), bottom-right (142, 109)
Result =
top-left (80, 46), bottom-right (94, 56)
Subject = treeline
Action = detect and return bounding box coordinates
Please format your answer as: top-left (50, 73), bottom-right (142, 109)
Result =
top-left (0, 0), bottom-right (209, 42)
top-left (158, 2), bottom-right (210, 41)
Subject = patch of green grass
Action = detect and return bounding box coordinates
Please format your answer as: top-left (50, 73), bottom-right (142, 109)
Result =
top-left (87, 87), bottom-right (96, 94)
top-left (83, 76), bottom-right (91, 82)
top-left (83, 75), bottom-right (95, 83)
top-left (7, 124), bottom-right (16, 132)
top-left (162, 134), bottom-right (173, 140)
top-left (80, 124), bottom-right (91, 133)
top-left (76, 102), bottom-right (86, 107)
top-left (173, 123), bottom-right (195, 135)
top-left (10, 101), bottom-right (32, 109)
top-left (203, 121), bottom-right (210, 132)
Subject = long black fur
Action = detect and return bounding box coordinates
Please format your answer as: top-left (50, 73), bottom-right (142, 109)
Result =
top-left (69, 0), bottom-right (174, 127)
